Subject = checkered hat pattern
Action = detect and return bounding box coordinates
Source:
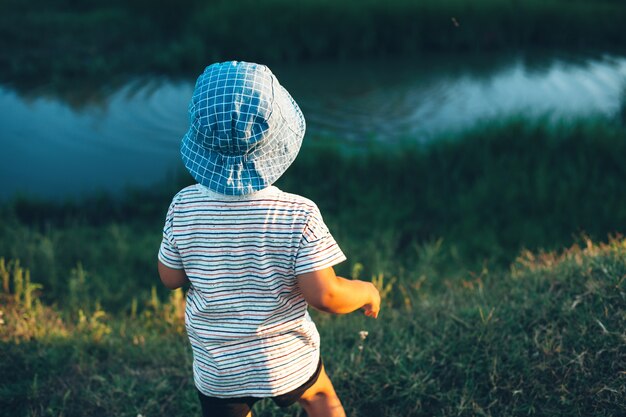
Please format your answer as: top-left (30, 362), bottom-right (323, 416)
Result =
top-left (181, 61), bottom-right (306, 195)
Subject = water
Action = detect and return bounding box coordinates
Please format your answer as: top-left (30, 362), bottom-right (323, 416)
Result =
top-left (1, 51), bottom-right (625, 200)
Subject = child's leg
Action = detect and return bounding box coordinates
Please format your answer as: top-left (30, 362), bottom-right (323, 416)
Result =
top-left (297, 364), bottom-right (346, 417)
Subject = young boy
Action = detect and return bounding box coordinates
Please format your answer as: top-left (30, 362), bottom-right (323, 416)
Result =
top-left (157, 61), bottom-right (380, 417)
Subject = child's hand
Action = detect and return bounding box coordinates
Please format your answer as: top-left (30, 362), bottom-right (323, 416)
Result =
top-left (362, 282), bottom-right (381, 318)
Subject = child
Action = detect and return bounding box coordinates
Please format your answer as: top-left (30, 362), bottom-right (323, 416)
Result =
top-left (157, 61), bottom-right (381, 417)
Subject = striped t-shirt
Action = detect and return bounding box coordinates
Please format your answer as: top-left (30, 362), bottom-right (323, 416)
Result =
top-left (158, 183), bottom-right (346, 398)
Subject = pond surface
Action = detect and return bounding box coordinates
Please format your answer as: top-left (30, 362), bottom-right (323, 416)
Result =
top-left (1, 50), bottom-right (625, 200)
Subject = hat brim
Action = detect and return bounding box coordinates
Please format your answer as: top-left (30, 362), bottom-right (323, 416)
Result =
top-left (181, 86), bottom-right (305, 196)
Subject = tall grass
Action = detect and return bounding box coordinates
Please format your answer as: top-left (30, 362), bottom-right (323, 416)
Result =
top-left (1, 116), bottom-right (625, 311)
top-left (283, 116), bottom-right (626, 270)
top-left (321, 238), bottom-right (626, 416)
top-left (1, 236), bottom-right (624, 416)
top-left (0, 257), bottom-right (193, 417)
top-left (2, 116), bottom-right (626, 415)
top-left (1, 0), bottom-right (625, 93)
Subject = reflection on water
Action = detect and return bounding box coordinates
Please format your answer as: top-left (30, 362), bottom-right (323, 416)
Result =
top-left (282, 51), bottom-right (626, 141)
top-left (1, 51), bottom-right (625, 199)
top-left (0, 81), bottom-right (191, 200)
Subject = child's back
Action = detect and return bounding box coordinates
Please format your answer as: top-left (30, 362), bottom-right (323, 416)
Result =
top-left (157, 61), bottom-right (380, 417)
top-left (160, 183), bottom-right (345, 397)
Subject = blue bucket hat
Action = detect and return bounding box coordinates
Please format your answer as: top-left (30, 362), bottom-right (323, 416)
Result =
top-left (181, 61), bottom-right (306, 195)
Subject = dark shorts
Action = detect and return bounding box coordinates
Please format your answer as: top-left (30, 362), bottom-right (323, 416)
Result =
top-left (197, 357), bottom-right (323, 417)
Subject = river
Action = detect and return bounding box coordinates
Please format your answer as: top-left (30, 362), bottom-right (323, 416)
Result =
top-left (1, 50), bottom-right (625, 200)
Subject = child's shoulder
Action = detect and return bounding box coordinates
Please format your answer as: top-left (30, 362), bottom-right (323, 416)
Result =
top-left (167, 184), bottom-right (205, 206)
top-left (272, 188), bottom-right (319, 210)
top-left (271, 189), bottom-right (329, 223)
top-left (168, 184), bottom-right (320, 213)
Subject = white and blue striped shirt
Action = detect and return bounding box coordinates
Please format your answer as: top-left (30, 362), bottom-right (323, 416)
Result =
top-left (158, 184), bottom-right (346, 397)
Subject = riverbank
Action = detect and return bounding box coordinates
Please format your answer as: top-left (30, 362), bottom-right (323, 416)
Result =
top-left (2, 237), bottom-right (624, 416)
top-left (2, 115), bottom-right (626, 415)
top-left (2, 0), bottom-right (626, 94)
top-left (1, 115), bottom-right (625, 311)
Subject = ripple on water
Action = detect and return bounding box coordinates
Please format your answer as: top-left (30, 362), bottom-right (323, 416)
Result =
top-left (1, 51), bottom-right (625, 199)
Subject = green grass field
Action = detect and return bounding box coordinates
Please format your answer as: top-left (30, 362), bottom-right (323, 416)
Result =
top-left (1, 115), bottom-right (626, 416)
top-left (1, 235), bottom-right (625, 416)
top-left (3, 115), bottom-right (626, 309)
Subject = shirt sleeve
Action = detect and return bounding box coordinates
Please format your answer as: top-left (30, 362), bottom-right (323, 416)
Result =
top-left (295, 205), bottom-right (347, 275)
top-left (158, 199), bottom-right (184, 269)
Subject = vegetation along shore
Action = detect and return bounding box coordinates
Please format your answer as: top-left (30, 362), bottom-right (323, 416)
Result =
top-left (1, 230), bottom-right (624, 416)
top-left (1, 0), bottom-right (626, 93)
top-left (1, 114), bottom-right (626, 414)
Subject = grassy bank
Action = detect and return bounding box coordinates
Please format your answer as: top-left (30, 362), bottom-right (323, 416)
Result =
top-left (1, 0), bottom-right (626, 93)
top-left (1, 237), bottom-right (625, 416)
top-left (2, 116), bottom-right (626, 415)
top-left (1, 116), bottom-right (626, 311)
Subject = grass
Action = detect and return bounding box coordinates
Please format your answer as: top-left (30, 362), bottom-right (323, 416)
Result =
top-left (285, 116), bottom-right (626, 266)
top-left (1, 0), bottom-right (626, 95)
top-left (2, 116), bottom-right (626, 310)
top-left (1, 115), bottom-right (626, 415)
top-left (0, 260), bottom-right (193, 416)
top-left (1, 237), bottom-right (625, 416)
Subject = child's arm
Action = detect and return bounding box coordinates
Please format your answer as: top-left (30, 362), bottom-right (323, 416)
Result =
top-left (297, 267), bottom-right (380, 317)
top-left (158, 260), bottom-right (190, 290)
